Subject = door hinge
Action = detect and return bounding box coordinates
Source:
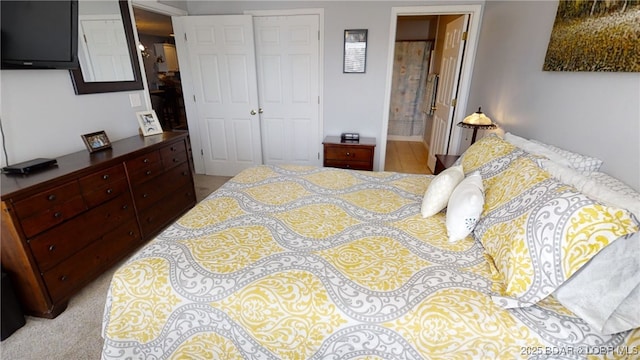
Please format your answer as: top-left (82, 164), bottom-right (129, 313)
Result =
top-left (451, 98), bottom-right (457, 107)
top-left (318, 96), bottom-right (320, 104)
top-left (462, 31), bottom-right (468, 41)
top-left (318, 152), bottom-right (320, 160)
top-left (184, 33), bottom-right (188, 42)
top-left (200, 149), bottom-right (204, 156)
top-left (193, 95), bottom-right (196, 102)
top-left (318, 30), bottom-right (320, 40)
top-left (83, 34), bottom-right (87, 43)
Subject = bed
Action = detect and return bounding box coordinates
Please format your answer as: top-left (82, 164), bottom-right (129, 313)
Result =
top-left (101, 135), bottom-right (640, 359)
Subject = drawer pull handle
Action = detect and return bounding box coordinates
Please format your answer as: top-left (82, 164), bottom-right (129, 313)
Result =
top-left (48, 194), bottom-right (56, 201)
top-left (106, 188), bottom-right (113, 194)
top-left (54, 211), bottom-right (62, 218)
top-left (173, 158), bottom-right (179, 163)
top-left (128, 231), bottom-right (134, 236)
top-left (143, 158), bottom-right (150, 163)
top-left (102, 174), bottom-right (110, 180)
top-left (48, 245), bottom-right (56, 252)
top-left (171, 146), bottom-right (176, 151)
top-left (143, 193), bottom-right (149, 198)
top-left (182, 171), bottom-right (187, 176)
top-left (122, 204), bottom-right (128, 210)
top-left (346, 152), bottom-right (351, 156)
top-left (60, 275), bottom-right (68, 282)
top-left (146, 170), bottom-right (152, 175)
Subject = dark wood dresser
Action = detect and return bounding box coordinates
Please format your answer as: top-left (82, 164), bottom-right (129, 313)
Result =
top-left (1, 132), bottom-right (196, 318)
top-left (323, 136), bottom-right (376, 171)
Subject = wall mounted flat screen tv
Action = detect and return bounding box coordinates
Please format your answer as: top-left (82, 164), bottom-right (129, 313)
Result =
top-left (1, 0), bottom-right (79, 69)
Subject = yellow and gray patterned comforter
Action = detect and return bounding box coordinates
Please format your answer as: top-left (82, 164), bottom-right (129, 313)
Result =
top-left (101, 165), bottom-right (639, 359)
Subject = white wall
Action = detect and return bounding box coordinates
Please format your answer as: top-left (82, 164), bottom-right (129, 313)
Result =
top-left (0, 69), bottom-right (147, 167)
top-left (466, 0), bottom-right (640, 190)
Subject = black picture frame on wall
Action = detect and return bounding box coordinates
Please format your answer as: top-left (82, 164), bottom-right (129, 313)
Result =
top-left (343, 29), bottom-right (367, 73)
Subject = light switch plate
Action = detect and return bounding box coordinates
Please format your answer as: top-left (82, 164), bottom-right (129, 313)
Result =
top-left (129, 93), bottom-right (141, 107)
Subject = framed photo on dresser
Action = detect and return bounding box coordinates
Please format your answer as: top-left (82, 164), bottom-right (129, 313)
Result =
top-left (81, 131), bottom-right (112, 153)
top-left (136, 110), bottom-right (163, 136)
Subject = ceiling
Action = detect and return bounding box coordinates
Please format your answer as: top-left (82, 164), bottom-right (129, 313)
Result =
top-left (133, 7), bottom-right (174, 37)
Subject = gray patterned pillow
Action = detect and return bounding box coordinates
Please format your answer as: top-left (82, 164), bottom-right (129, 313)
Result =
top-left (529, 139), bottom-right (603, 173)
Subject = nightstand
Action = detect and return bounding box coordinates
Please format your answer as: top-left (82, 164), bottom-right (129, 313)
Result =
top-left (323, 136), bottom-right (376, 171)
top-left (434, 154), bottom-right (460, 175)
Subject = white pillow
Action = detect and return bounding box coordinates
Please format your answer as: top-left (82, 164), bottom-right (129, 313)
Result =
top-left (590, 171), bottom-right (640, 202)
top-left (540, 159), bottom-right (640, 219)
top-left (445, 172), bottom-right (484, 243)
top-left (529, 138), bottom-right (603, 173)
top-left (554, 232), bottom-right (640, 335)
top-left (421, 165), bottom-right (464, 218)
top-left (503, 132), bottom-right (572, 167)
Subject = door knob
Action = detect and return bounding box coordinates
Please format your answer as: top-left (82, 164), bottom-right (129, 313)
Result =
top-left (258, 108), bottom-right (264, 114)
top-left (250, 109), bottom-right (257, 115)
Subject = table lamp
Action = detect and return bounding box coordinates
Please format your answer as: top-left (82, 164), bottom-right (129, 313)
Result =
top-left (457, 107), bottom-right (497, 144)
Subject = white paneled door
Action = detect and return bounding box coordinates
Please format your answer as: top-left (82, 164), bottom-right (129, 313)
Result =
top-left (253, 15), bottom-right (320, 166)
top-left (427, 15), bottom-right (469, 172)
top-left (176, 14), bottom-right (321, 176)
top-left (180, 15), bottom-right (263, 176)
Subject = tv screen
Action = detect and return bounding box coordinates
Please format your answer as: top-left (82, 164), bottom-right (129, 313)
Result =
top-left (1, 0), bottom-right (79, 69)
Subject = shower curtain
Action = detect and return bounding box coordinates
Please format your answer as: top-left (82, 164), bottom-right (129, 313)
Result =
top-left (388, 41), bottom-right (433, 137)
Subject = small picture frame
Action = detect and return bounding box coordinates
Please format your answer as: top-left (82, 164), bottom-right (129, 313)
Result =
top-left (136, 110), bottom-right (163, 136)
top-left (81, 131), bottom-right (112, 153)
top-left (343, 29), bottom-right (368, 73)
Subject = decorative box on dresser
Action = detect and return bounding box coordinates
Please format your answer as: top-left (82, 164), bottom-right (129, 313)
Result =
top-left (323, 136), bottom-right (376, 171)
top-left (0, 132), bottom-right (196, 318)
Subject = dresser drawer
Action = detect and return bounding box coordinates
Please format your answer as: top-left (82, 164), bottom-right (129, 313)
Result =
top-left (160, 141), bottom-right (187, 170)
top-left (130, 162), bottom-right (191, 211)
top-left (139, 184), bottom-right (195, 237)
top-left (13, 181), bottom-right (83, 219)
top-left (19, 195), bottom-right (87, 238)
top-left (79, 164), bottom-right (126, 192)
top-left (81, 178), bottom-right (129, 208)
top-left (29, 193), bottom-right (136, 271)
top-left (42, 219), bottom-right (141, 303)
top-left (125, 151), bottom-right (163, 186)
top-left (324, 145), bottom-right (373, 162)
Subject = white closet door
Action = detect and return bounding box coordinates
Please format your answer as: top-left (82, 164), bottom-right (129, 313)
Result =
top-left (427, 15), bottom-right (468, 172)
top-left (178, 15), bottom-right (263, 176)
top-left (253, 15), bottom-right (321, 166)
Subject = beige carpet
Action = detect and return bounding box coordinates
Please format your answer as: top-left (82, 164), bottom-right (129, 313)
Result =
top-left (0, 174), bottom-right (230, 360)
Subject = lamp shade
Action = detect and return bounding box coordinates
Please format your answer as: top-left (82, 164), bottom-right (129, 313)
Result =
top-left (462, 107), bottom-right (493, 126)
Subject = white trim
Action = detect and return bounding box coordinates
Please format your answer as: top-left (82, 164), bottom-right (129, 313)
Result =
top-left (245, 8), bottom-right (325, 165)
top-left (131, 0), bottom-right (187, 16)
top-left (379, 4), bottom-right (484, 171)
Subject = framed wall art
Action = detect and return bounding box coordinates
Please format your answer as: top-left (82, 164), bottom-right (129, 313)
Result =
top-left (343, 29), bottom-right (368, 73)
top-left (543, 1), bottom-right (640, 72)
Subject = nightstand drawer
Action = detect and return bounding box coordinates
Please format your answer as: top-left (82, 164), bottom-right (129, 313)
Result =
top-left (324, 160), bottom-right (372, 171)
top-left (324, 146), bottom-right (373, 162)
top-left (322, 136), bottom-right (376, 171)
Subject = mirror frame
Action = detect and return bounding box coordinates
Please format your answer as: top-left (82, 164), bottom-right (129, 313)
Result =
top-left (69, 0), bottom-right (144, 94)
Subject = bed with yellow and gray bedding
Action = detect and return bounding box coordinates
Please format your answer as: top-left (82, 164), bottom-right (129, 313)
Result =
top-left (101, 136), bottom-right (640, 359)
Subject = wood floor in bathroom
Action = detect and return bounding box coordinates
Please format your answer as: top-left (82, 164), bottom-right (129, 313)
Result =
top-left (384, 140), bottom-right (432, 175)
